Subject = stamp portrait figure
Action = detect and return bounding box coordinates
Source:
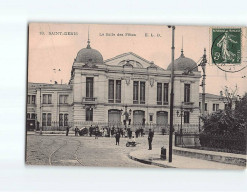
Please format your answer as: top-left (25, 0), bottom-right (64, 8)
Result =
top-left (216, 31), bottom-right (238, 63)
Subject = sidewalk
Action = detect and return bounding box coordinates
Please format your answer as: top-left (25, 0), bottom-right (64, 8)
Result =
top-left (129, 148), bottom-right (246, 169)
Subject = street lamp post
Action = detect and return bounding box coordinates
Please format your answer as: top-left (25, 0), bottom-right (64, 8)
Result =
top-left (121, 105), bottom-right (132, 129)
top-left (176, 105), bottom-right (184, 135)
top-left (168, 25), bottom-right (175, 163)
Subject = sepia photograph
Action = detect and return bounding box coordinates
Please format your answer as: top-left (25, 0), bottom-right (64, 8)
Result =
top-left (26, 23), bottom-right (247, 169)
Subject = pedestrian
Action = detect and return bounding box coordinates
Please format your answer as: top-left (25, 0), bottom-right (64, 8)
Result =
top-left (89, 125), bottom-right (93, 137)
top-left (148, 129), bottom-right (154, 150)
top-left (95, 126), bottom-right (99, 139)
top-left (115, 130), bottom-right (120, 145)
top-left (111, 126), bottom-right (115, 137)
top-left (140, 127), bottom-right (144, 137)
top-left (127, 128), bottom-right (132, 139)
top-left (66, 126), bottom-right (69, 136)
top-left (75, 126), bottom-right (79, 136)
top-left (135, 129), bottom-right (138, 138)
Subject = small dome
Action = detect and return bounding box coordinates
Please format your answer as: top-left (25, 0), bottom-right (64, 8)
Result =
top-left (167, 51), bottom-right (198, 72)
top-left (75, 40), bottom-right (103, 64)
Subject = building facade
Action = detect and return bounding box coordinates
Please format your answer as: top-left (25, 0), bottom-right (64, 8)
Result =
top-left (27, 39), bottom-right (202, 132)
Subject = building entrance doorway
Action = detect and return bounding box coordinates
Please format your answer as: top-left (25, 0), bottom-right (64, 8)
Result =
top-left (133, 110), bottom-right (145, 125)
top-left (156, 111), bottom-right (168, 125)
top-left (108, 109), bottom-right (121, 125)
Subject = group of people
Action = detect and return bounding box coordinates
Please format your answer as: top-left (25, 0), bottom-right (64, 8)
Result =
top-left (65, 125), bottom-right (154, 150)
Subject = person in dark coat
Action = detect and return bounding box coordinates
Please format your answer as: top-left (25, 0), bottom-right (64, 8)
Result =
top-left (111, 126), bottom-right (115, 137)
top-left (95, 126), bottom-right (99, 139)
top-left (66, 126), bottom-right (70, 136)
top-left (135, 130), bottom-right (139, 138)
top-left (74, 126), bottom-right (79, 136)
top-left (115, 131), bottom-right (120, 145)
top-left (89, 125), bottom-right (93, 137)
top-left (148, 129), bottom-right (154, 150)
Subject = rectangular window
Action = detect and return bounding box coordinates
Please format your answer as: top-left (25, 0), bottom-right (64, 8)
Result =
top-left (27, 95), bottom-right (36, 104)
top-left (116, 80), bottom-right (121, 103)
top-left (133, 81), bottom-right (139, 104)
top-left (59, 114), bottom-right (63, 126)
top-left (108, 80), bottom-right (114, 103)
top-left (184, 111), bottom-right (190, 123)
top-left (47, 113), bottom-right (51, 126)
top-left (27, 95), bottom-right (31, 104)
top-left (86, 108), bottom-right (93, 121)
top-left (205, 103), bottom-right (208, 111)
top-left (42, 113), bottom-right (46, 126)
top-left (31, 113), bottom-right (36, 119)
top-left (86, 77), bottom-right (94, 99)
top-left (64, 114), bottom-right (68, 126)
top-left (213, 104), bottom-right (216, 111)
top-left (59, 95), bottom-right (68, 104)
top-left (43, 94), bottom-right (52, 104)
top-left (140, 82), bottom-right (145, 104)
top-left (184, 84), bottom-right (190, 103)
top-left (216, 104), bottom-right (219, 111)
top-left (163, 83), bottom-right (169, 103)
top-left (31, 95), bottom-right (36, 104)
top-left (157, 83), bottom-right (162, 105)
top-left (149, 115), bottom-right (153, 122)
top-left (199, 102), bottom-right (201, 110)
top-left (27, 113), bottom-right (30, 119)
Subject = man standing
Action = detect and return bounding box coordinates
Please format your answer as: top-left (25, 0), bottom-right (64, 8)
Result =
top-left (115, 130), bottom-right (120, 145)
top-left (75, 126), bottom-right (79, 136)
top-left (89, 125), bottom-right (93, 137)
top-left (148, 129), bottom-right (154, 150)
top-left (66, 126), bottom-right (70, 136)
top-left (95, 126), bottom-right (99, 139)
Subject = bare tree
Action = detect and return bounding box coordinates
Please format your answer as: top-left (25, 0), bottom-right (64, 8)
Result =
top-left (220, 85), bottom-right (239, 109)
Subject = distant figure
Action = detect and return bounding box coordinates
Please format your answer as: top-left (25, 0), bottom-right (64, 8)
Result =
top-left (95, 126), bottom-right (99, 139)
top-left (89, 125), bottom-right (93, 137)
top-left (135, 130), bottom-right (139, 138)
top-left (74, 126), bottom-right (79, 136)
top-left (127, 128), bottom-right (132, 139)
top-left (66, 126), bottom-right (69, 136)
top-left (111, 126), bottom-right (115, 137)
top-left (148, 129), bottom-right (154, 150)
top-left (115, 131), bottom-right (120, 145)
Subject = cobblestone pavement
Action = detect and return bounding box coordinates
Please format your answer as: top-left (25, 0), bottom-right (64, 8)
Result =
top-left (26, 134), bottom-right (170, 168)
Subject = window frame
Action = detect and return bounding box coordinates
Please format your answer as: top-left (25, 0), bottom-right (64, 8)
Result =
top-left (86, 77), bottom-right (94, 99)
top-left (184, 84), bottom-right (191, 103)
top-left (157, 83), bottom-right (162, 105)
top-left (184, 111), bottom-right (190, 123)
top-left (86, 108), bottom-right (93, 121)
top-left (133, 81), bottom-right (139, 104)
top-left (108, 79), bottom-right (114, 103)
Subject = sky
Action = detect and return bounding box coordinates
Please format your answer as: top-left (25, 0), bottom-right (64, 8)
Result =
top-left (28, 23), bottom-right (247, 96)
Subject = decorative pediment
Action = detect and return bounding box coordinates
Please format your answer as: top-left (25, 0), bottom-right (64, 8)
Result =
top-left (104, 52), bottom-right (151, 68)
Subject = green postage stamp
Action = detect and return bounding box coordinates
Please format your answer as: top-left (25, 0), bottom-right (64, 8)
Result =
top-left (211, 28), bottom-right (241, 64)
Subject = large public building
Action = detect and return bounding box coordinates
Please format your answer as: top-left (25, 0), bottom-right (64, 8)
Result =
top-left (27, 38), bottom-right (203, 132)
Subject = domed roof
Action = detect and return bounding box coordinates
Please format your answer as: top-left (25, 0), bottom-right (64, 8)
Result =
top-left (75, 40), bottom-right (103, 64)
top-left (167, 51), bottom-right (198, 72)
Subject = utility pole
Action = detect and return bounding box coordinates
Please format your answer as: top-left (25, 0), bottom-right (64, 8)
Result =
top-left (200, 49), bottom-right (207, 118)
top-left (168, 25), bottom-right (175, 163)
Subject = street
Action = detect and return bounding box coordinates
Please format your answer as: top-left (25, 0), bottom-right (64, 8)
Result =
top-left (26, 134), bottom-right (170, 168)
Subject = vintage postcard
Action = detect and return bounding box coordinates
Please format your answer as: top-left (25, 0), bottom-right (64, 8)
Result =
top-left (26, 23), bottom-right (247, 169)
